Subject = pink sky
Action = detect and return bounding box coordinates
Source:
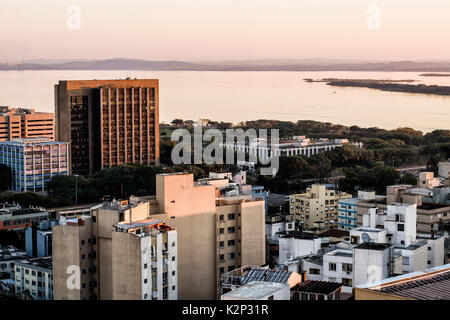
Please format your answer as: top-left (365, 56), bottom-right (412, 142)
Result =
top-left (1, 0), bottom-right (449, 62)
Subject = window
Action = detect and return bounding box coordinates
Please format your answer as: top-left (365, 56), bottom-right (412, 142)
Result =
top-left (220, 241), bottom-right (224, 248)
top-left (81, 240), bottom-right (85, 245)
top-left (172, 271), bottom-right (175, 276)
top-left (172, 256), bottom-right (175, 261)
top-left (228, 266), bottom-right (235, 272)
top-left (172, 242), bottom-right (176, 247)
top-left (329, 263), bottom-right (337, 271)
top-left (309, 268), bottom-right (320, 275)
top-left (220, 254), bottom-right (225, 262)
top-left (81, 254), bottom-right (85, 260)
top-left (144, 294), bottom-right (148, 299)
top-left (228, 214), bottom-right (235, 220)
top-left (397, 224), bottom-right (404, 231)
top-left (342, 263), bottom-right (352, 272)
top-left (144, 279), bottom-right (148, 284)
top-left (268, 295), bottom-right (274, 300)
top-left (228, 227), bottom-right (235, 234)
top-left (342, 278), bottom-right (352, 287)
top-left (228, 240), bottom-right (235, 246)
top-left (172, 286), bottom-right (176, 291)
top-left (220, 267), bottom-right (225, 274)
top-left (227, 253), bottom-right (235, 260)
top-left (144, 263), bottom-right (148, 269)
top-left (219, 228), bottom-right (224, 234)
top-left (219, 215), bottom-right (224, 221)
top-left (402, 257), bottom-right (410, 265)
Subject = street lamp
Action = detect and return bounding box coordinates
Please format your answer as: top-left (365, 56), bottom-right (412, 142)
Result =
top-left (74, 174), bottom-right (79, 205)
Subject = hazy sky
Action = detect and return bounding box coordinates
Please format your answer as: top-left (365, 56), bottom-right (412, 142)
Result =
top-left (1, 0), bottom-right (449, 62)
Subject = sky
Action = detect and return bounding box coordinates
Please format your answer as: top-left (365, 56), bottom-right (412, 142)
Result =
top-left (1, 0), bottom-right (450, 62)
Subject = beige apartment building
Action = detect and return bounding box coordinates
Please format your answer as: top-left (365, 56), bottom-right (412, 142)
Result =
top-left (144, 172), bottom-right (266, 300)
top-left (53, 198), bottom-right (177, 300)
top-left (357, 185), bottom-right (450, 235)
top-left (290, 184), bottom-right (352, 231)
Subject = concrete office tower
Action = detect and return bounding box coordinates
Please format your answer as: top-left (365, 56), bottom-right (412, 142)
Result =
top-left (0, 106), bottom-right (54, 141)
top-left (53, 198), bottom-right (177, 300)
top-left (54, 79), bottom-right (159, 175)
top-left (148, 173), bottom-right (266, 300)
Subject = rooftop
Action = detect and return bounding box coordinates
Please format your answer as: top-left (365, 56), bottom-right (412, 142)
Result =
top-left (278, 230), bottom-right (318, 239)
top-left (292, 280), bottom-right (342, 295)
top-left (358, 264), bottom-right (450, 300)
top-left (221, 281), bottom-right (288, 299)
top-left (15, 257), bottom-right (52, 270)
top-left (355, 243), bottom-right (391, 250)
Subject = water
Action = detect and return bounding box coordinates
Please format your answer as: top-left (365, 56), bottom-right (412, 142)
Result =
top-left (0, 70), bottom-right (449, 132)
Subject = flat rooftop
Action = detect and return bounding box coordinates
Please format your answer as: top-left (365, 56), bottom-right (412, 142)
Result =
top-left (358, 264), bottom-right (450, 300)
top-left (114, 219), bottom-right (162, 230)
top-left (222, 281), bottom-right (288, 299)
top-left (355, 243), bottom-right (391, 250)
top-left (15, 257), bottom-right (52, 270)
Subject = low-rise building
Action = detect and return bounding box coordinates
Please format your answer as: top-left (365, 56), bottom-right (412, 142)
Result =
top-left (221, 281), bottom-right (290, 300)
top-left (14, 257), bottom-right (53, 300)
top-left (291, 280), bottom-right (342, 300)
top-left (355, 264), bottom-right (450, 300)
top-left (0, 204), bottom-right (49, 231)
top-left (0, 245), bottom-right (31, 279)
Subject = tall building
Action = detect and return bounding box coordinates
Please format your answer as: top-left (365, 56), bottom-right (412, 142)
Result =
top-left (25, 220), bottom-right (58, 257)
top-left (146, 172), bottom-right (266, 300)
top-left (0, 138), bottom-right (69, 192)
top-left (0, 106), bottom-right (54, 141)
top-left (54, 79), bottom-right (159, 175)
top-left (53, 198), bottom-right (177, 300)
top-left (290, 185), bottom-right (352, 231)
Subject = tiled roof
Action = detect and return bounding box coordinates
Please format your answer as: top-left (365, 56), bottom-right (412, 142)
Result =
top-left (369, 266), bottom-right (450, 300)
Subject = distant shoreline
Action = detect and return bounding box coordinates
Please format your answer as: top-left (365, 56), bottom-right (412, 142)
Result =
top-left (3, 58), bottom-right (450, 72)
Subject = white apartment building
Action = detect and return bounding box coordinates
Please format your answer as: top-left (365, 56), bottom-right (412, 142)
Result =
top-left (322, 249), bottom-right (354, 293)
top-left (278, 231), bottom-right (322, 264)
top-left (14, 257), bottom-right (53, 300)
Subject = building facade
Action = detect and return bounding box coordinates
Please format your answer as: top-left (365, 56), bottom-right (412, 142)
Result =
top-left (0, 204), bottom-right (49, 231)
top-left (53, 198), bottom-right (177, 300)
top-left (290, 185), bottom-right (352, 230)
top-left (0, 106), bottom-right (54, 141)
top-left (14, 257), bottom-right (53, 300)
top-left (0, 138), bottom-right (69, 192)
top-left (54, 79), bottom-right (159, 175)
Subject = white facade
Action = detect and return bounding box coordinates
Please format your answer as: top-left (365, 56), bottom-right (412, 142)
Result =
top-left (322, 249), bottom-right (353, 293)
top-left (278, 235), bottom-right (322, 264)
top-left (266, 221), bottom-right (295, 244)
top-left (350, 227), bottom-right (387, 245)
top-left (385, 204), bottom-right (417, 247)
top-left (14, 258), bottom-right (53, 300)
top-left (353, 244), bottom-right (393, 287)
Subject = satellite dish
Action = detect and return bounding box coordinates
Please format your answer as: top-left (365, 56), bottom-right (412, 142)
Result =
top-left (362, 233), bottom-right (371, 243)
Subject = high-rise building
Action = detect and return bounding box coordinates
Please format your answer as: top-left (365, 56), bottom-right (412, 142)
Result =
top-left (290, 185), bottom-right (352, 231)
top-left (146, 172), bottom-right (266, 300)
top-left (0, 106), bottom-right (54, 141)
top-left (0, 138), bottom-right (69, 192)
top-left (53, 198), bottom-right (177, 300)
top-left (54, 79), bottom-right (159, 175)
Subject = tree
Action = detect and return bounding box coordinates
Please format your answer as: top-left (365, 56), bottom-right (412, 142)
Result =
top-left (0, 164), bottom-right (11, 191)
